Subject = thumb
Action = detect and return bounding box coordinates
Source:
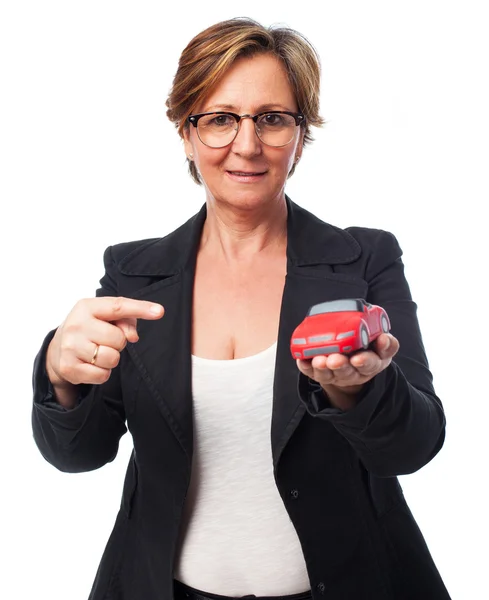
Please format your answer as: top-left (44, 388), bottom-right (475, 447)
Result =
top-left (376, 333), bottom-right (398, 358)
top-left (114, 317), bottom-right (139, 343)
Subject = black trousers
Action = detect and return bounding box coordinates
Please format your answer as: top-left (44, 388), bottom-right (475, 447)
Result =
top-left (173, 580), bottom-right (312, 600)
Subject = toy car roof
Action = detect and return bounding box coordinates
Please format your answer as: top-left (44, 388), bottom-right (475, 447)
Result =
top-left (307, 298), bottom-right (368, 316)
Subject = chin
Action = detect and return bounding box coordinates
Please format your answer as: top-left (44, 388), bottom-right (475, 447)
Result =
top-left (212, 178), bottom-right (284, 207)
top-left (223, 188), bottom-right (282, 209)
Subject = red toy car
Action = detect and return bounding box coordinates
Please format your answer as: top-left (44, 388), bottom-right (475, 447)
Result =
top-left (290, 298), bottom-right (390, 359)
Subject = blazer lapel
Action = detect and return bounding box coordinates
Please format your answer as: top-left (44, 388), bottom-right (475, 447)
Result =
top-left (271, 199), bottom-right (367, 469)
top-left (115, 207), bottom-right (207, 462)
top-left (112, 198), bottom-right (367, 471)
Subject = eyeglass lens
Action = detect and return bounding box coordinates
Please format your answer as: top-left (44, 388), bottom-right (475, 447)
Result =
top-left (196, 113), bottom-right (298, 148)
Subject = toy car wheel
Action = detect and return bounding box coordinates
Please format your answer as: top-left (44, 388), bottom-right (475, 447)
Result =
top-left (381, 314), bottom-right (389, 333)
top-left (360, 324), bottom-right (369, 350)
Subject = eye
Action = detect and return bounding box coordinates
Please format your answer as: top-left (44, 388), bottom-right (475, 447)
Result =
top-left (261, 113), bottom-right (287, 126)
top-left (208, 114), bottom-right (235, 127)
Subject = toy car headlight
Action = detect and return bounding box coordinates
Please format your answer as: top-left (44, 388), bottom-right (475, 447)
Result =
top-left (292, 338), bottom-right (307, 345)
top-left (336, 330), bottom-right (355, 340)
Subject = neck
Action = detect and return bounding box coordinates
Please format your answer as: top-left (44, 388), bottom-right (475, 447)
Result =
top-left (200, 194), bottom-right (288, 264)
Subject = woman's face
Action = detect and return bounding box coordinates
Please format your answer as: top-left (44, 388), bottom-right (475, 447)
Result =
top-left (183, 53), bottom-right (303, 211)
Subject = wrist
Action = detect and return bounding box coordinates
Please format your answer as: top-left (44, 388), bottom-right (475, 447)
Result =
top-left (320, 383), bottom-right (363, 411)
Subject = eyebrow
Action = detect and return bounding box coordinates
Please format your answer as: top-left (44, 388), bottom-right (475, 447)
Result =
top-left (202, 103), bottom-right (294, 113)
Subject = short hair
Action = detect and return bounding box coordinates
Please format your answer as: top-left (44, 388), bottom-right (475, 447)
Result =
top-left (166, 17), bottom-right (325, 185)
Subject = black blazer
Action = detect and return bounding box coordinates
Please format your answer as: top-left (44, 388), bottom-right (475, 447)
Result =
top-left (32, 197), bottom-right (451, 600)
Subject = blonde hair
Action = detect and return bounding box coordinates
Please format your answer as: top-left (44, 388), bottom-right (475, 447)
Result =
top-left (166, 17), bottom-right (325, 184)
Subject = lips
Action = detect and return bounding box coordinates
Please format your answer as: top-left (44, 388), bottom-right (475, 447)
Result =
top-left (227, 170), bottom-right (266, 176)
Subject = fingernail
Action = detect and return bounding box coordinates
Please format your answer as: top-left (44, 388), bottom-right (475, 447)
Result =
top-left (384, 336), bottom-right (391, 350)
top-left (150, 304), bottom-right (162, 315)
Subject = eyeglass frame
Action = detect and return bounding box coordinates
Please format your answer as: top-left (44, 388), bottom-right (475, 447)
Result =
top-left (187, 110), bottom-right (305, 148)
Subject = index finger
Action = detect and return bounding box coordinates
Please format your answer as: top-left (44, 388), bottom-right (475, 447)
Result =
top-left (91, 297), bottom-right (164, 321)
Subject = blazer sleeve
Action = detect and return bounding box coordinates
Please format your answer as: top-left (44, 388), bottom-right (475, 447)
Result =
top-left (297, 228), bottom-right (446, 477)
top-left (31, 246), bottom-right (128, 473)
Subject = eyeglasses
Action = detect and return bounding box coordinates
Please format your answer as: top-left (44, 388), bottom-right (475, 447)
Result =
top-left (187, 111), bottom-right (305, 148)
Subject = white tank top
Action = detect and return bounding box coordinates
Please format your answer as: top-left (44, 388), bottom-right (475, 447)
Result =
top-left (173, 342), bottom-right (310, 596)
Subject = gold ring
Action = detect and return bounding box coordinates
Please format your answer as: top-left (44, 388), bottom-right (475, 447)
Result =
top-left (90, 344), bottom-right (100, 365)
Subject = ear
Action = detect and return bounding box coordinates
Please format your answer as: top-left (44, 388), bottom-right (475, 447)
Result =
top-left (295, 128), bottom-right (305, 162)
top-left (183, 126), bottom-right (194, 161)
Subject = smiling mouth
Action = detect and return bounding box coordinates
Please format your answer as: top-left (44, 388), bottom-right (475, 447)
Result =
top-left (227, 170), bottom-right (267, 176)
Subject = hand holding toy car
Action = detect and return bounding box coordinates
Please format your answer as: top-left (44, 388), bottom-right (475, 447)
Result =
top-left (292, 299), bottom-right (399, 411)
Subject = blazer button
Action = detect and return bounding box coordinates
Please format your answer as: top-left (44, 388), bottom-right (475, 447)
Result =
top-left (316, 582), bottom-right (325, 594)
top-left (290, 489), bottom-right (299, 499)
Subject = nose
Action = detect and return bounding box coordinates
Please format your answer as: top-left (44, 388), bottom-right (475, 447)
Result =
top-left (231, 116), bottom-right (262, 157)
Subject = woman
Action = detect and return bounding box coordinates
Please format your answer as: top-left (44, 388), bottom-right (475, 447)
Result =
top-left (32, 17), bottom-right (451, 600)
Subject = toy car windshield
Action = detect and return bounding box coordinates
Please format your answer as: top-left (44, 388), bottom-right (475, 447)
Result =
top-left (307, 299), bottom-right (365, 316)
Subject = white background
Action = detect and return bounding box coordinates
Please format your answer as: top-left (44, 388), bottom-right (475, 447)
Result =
top-left (1, 1), bottom-right (488, 599)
